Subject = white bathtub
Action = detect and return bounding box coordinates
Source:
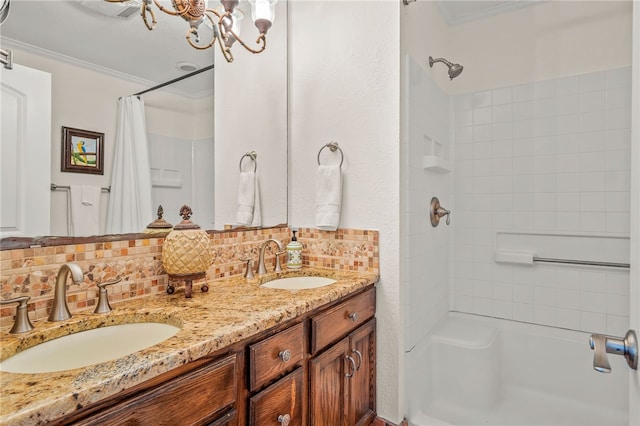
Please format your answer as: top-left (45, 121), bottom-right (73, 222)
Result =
top-left (407, 312), bottom-right (629, 426)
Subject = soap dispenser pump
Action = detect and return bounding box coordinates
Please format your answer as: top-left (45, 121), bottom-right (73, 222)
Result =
top-left (286, 229), bottom-right (303, 269)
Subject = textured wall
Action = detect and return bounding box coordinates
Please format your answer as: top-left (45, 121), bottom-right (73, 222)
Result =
top-left (288, 1), bottom-right (401, 422)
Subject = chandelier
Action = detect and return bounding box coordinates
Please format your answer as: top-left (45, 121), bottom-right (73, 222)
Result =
top-left (106, 0), bottom-right (278, 62)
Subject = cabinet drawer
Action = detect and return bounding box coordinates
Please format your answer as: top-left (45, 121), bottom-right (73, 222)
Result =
top-left (310, 287), bottom-right (375, 354)
top-left (249, 367), bottom-right (304, 426)
top-left (249, 322), bottom-right (305, 391)
top-left (77, 353), bottom-right (238, 426)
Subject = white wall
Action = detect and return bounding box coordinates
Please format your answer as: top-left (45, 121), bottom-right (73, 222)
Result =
top-left (288, 1), bottom-right (401, 422)
top-left (446, 0), bottom-right (633, 95)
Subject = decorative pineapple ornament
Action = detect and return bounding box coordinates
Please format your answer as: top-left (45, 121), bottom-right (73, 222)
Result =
top-left (162, 205), bottom-right (212, 298)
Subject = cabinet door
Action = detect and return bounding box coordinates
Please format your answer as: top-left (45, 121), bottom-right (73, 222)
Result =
top-left (76, 354), bottom-right (238, 426)
top-left (309, 337), bottom-right (350, 426)
top-left (250, 367), bottom-right (304, 426)
top-left (349, 319), bottom-right (376, 426)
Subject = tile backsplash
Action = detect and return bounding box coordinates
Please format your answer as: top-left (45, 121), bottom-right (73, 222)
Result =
top-left (0, 227), bottom-right (379, 327)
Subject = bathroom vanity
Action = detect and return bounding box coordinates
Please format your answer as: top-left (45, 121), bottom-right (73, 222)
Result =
top-left (0, 268), bottom-right (377, 426)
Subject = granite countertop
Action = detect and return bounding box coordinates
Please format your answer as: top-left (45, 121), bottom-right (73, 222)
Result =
top-left (0, 267), bottom-right (378, 425)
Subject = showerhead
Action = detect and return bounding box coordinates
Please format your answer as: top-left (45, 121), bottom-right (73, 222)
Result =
top-left (428, 56), bottom-right (464, 80)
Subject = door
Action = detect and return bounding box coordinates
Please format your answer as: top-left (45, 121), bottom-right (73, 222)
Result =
top-left (0, 61), bottom-right (51, 237)
top-left (309, 337), bottom-right (350, 426)
top-left (349, 319), bottom-right (376, 426)
top-left (629, 3), bottom-right (639, 425)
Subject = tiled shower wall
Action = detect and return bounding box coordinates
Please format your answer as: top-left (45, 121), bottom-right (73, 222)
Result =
top-left (452, 67), bottom-right (632, 334)
top-left (0, 227), bottom-right (379, 328)
top-left (402, 56), bottom-right (451, 351)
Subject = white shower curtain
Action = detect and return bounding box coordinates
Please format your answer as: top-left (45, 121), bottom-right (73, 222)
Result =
top-left (106, 96), bottom-right (153, 234)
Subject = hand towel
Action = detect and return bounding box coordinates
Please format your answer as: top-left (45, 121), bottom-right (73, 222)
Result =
top-left (69, 185), bottom-right (101, 236)
top-left (236, 171), bottom-right (262, 227)
top-left (315, 165), bottom-right (342, 231)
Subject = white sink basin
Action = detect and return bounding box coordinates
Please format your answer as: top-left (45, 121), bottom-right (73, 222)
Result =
top-left (0, 322), bottom-right (180, 374)
top-left (262, 276), bottom-right (337, 290)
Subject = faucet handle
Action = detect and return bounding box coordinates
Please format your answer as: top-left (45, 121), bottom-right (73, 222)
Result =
top-left (275, 251), bottom-right (285, 272)
top-left (589, 334), bottom-right (611, 373)
top-left (243, 258), bottom-right (255, 279)
top-left (589, 330), bottom-right (638, 373)
top-left (94, 278), bottom-right (122, 314)
top-left (1, 296), bottom-right (35, 334)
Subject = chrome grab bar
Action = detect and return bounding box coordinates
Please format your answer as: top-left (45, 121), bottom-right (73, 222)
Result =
top-left (533, 257), bottom-right (629, 269)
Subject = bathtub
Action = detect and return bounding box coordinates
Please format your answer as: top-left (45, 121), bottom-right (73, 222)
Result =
top-left (406, 312), bottom-right (629, 426)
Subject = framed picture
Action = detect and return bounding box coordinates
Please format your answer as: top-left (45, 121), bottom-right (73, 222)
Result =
top-left (61, 126), bottom-right (104, 175)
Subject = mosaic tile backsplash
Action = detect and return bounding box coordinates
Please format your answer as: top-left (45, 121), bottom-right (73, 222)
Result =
top-left (0, 227), bottom-right (379, 327)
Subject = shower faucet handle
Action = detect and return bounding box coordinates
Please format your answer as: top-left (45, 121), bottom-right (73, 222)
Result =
top-left (589, 329), bottom-right (638, 373)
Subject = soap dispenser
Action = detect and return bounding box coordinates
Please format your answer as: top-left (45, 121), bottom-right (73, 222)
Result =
top-left (286, 229), bottom-right (303, 269)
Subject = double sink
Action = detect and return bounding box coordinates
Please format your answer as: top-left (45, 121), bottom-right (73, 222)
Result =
top-left (0, 274), bottom-right (337, 374)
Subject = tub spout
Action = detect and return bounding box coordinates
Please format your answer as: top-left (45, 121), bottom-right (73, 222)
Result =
top-left (589, 330), bottom-right (638, 373)
top-left (48, 262), bottom-right (84, 322)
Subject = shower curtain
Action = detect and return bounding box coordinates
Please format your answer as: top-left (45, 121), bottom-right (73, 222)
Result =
top-left (106, 95), bottom-right (153, 234)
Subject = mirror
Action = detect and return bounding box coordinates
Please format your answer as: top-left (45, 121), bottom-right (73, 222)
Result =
top-left (0, 0), bottom-right (287, 243)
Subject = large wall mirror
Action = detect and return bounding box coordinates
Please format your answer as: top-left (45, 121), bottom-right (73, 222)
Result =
top-left (0, 0), bottom-right (287, 244)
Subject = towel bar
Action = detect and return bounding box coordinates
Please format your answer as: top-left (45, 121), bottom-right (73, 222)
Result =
top-left (50, 183), bottom-right (110, 193)
top-left (317, 141), bottom-right (344, 168)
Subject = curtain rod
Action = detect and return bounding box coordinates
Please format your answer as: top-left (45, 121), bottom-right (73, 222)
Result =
top-left (131, 63), bottom-right (215, 96)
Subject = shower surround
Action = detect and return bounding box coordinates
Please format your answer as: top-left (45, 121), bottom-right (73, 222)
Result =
top-left (452, 67), bottom-right (632, 334)
top-left (401, 2), bottom-right (635, 424)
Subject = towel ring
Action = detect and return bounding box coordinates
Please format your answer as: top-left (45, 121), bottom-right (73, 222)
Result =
top-left (239, 151), bottom-right (257, 172)
top-left (317, 141), bottom-right (344, 168)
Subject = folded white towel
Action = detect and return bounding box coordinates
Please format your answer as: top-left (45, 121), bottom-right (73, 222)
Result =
top-left (315, 165), bottom-right (342, 231)
top-left (69, 185), bottom-right (101, 236)
top-left (236, 171), bottom-right (262, 226)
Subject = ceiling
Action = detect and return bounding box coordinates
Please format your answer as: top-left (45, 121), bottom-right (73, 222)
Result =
top-left (435, 0), bottom-right (544, 25)
top-left (0, 0), bottom-right (216, 97)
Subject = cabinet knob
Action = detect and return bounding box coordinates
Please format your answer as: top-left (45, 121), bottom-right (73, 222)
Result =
top-left (279, 349), bottom-right (292, 362)
top-left (278, 414), bottom-right (291, 426)
top-left (348, 312), bottom-right (358, 322)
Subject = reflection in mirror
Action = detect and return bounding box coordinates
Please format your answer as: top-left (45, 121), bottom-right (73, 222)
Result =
top-left (0, 0), bottom-right (287, 245)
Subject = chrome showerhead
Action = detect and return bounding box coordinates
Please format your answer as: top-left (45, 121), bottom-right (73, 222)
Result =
top-left (428, 56), bottom-right (464, 80)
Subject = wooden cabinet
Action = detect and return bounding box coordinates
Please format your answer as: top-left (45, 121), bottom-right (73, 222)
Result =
top-left (54, 285), bottom-right (376, 426)
top-left (249, 367), bottom-right (304, 426)
top-left (249, 322), bottom-right (305, 391)
top-left (309, 287), bottom-right (377, 426)
top-left (309, 319), bottom-right (376, 426)
top-left (75, 353), bottom-right (238, 426)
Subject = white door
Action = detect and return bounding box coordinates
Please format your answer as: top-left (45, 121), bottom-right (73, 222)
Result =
top-left (0, 61), bottom-right (51, 237)
top-left (629, 3), bottom-right (639, 425)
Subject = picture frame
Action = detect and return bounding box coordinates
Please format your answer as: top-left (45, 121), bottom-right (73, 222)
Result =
top-left (61, 126), bottom-right (104, 175)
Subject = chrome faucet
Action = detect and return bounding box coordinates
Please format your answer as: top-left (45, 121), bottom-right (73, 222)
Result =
top-left (257, 239), bottom-right (284, 275)
top-left (48, 262), bottom-right (84, 322)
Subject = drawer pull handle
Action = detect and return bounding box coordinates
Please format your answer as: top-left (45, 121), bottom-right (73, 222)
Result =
top-left (278, 414), bottom-right (291, 425)
top-left (345, 355), bottom-right (356, 378)
top-left (348, 312), bottom-right (358, 322)
top-left (352, 349), bottom-right (363, 371)
top-left (279, 349), bottom-right (292, 362)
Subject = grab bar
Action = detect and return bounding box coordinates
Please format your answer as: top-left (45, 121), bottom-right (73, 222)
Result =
top-left (51, 183), bottom-right (110, 193)
top-left (533, 257), bottom-right (629, 269)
